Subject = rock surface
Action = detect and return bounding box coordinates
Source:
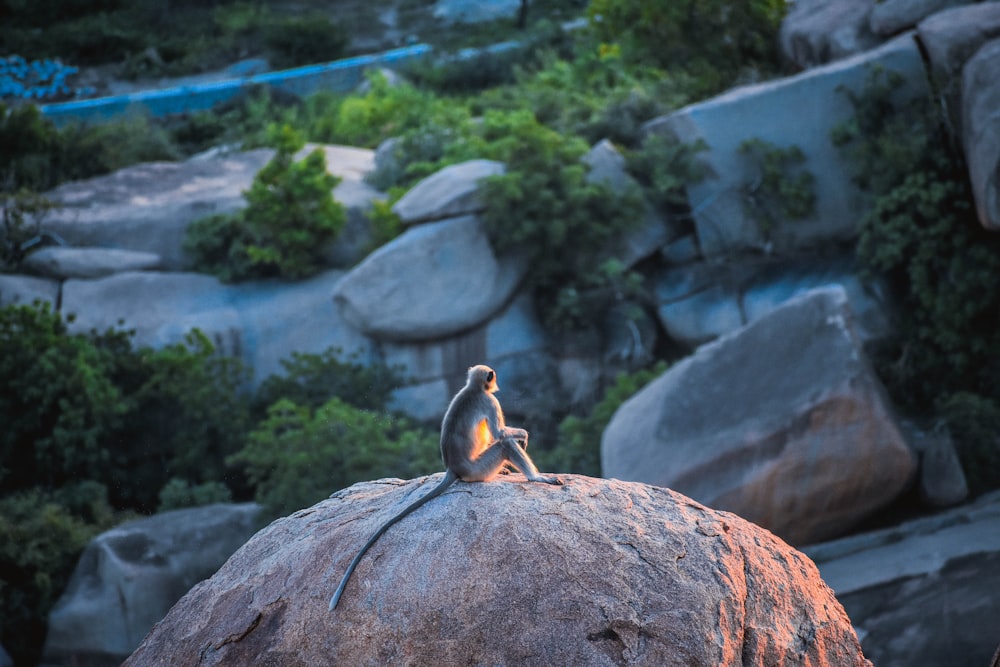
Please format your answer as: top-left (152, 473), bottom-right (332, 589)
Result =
top-left (0, 274), bottom-right (59, 307)
top-left (44, 503), bottom-right (262, 667)
top-left (332, 214), bottom-right (527, 342)
top-left (644, 35), bottom-right (928, 258)
top-left (39, 145), bottom-right (379, 270)
top-left (603, 287), bottom-right (916, 545)
top-left (22, 246), bottom-right (161, 279)
top-left (805, 490), bottom-right (1000, 667)
top-left (653, 258), bottom-right (891, 348)
top-left (779, 0), bottom-right (881, 68)
top-left (962, 38), bottom-right (1000, 230)
top-left (383, 293), bottom-right (554, 421)
top-left (869, 0), bottom-right (968, 36)
top-left (391, 159), bottom-right (505, 224)
top-left (62, 269), bottom-right (374, 386)
top-left (917, 2), bottom-right (1000, 81)
top-left (124, 475), bottom-right (870, 667)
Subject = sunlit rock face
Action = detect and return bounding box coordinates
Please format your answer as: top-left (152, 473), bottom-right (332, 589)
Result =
top-left (602, 287), bottom-right (916, 546)
top-left (123, 475), bottom-right (870, 667)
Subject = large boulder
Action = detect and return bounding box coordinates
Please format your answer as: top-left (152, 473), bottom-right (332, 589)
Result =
top-left (603, 287), bottom-right (916, 545)
top-left (779, 0), bottom-right (881, 69)
top-left (869, 0), bottom-right (969, 37)
top-left (391, 159), bottom-right (505, 225)
top-left (805, 490), bottom-right (1000, 667)
top-left (654, 258), bottom-right (891, 348)
top-left (332, 214), bottom-right (527, 342)
top-left (962, 38), bottom-right (1000, 230)
top-left (384, 293), bottom-right (556, 422)
top-left (917, 2), bottom-right (1000, 81)
top-left (62, 269), bottom-right (374, 386)
top-left (39, 146), bottom-right (380, 271)
top-left (124, 475), bottom-right (871, 666)
top-left (644, 35), bottom-right (929, 259)
top-left (43, 503), bottom-right (262, 667)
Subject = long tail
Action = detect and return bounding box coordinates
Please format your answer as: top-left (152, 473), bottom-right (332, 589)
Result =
top-left (329, 470), bottom-right (458, 611)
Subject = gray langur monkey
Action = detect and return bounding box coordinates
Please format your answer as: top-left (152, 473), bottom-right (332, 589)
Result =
top-left (329, 364), bottom-right (562, 610)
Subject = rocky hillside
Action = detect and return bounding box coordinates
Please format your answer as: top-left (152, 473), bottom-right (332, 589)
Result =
top-left (4, 1), bottom-right (1000, 666)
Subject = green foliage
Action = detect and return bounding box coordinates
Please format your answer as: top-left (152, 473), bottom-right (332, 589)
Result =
top-left (242, 126), bottom-right (344, 276)
top-left (477, 46), bottom-right (681, 147)
top-left (0, 301), bottom-right (128, 492)
top-left (1, 190), bottom-right (56, 271)
top-left (0, 485), bottom-right (119, 666)
top-left (229, 398), bottom-right (439, 517)
top-left (157, 478), bottom-right (233, 511)
top-left (0, 302), bottom-right (250, 510)
top-left (253, 347), bottom-right (400, 414)
top-left (317, 71), bottom-right (470, 149)
top-left (586, 0), bottom-right (786, 95)
top-left (1, 103), bottom-right (179, 194)
top-left (626, 131), bottom-right (708, 220)
top-left (834, 66), bottom-right (1000, 409)
top-left (472, 109), bottom-right (645, 329)
top-left (260, 13), bottom-right (348, 70)
top-left (115, 330), bottom-right (252, 510)
top-left (365, 193), bottom-right (406, 248)
top-left (536, 360), bottom-right (668, 476)
top-left (939, 393), bottom-right (1000, 496)
top-left (185, 124), bottom-right (345, 281)
top-left (738, 138), bottom-right (816, 236)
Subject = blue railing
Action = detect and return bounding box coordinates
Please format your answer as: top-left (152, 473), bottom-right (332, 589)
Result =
top-left (37, 44), bottom-right (432, 126)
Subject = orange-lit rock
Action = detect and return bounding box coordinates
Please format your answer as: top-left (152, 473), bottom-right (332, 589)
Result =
top-left (124, 475), bottom-right (870, 667)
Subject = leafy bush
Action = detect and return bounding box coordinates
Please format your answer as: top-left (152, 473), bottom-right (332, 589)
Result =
top-left (834, 66), bottom-right (1000, 409)
top-left (253, 347), bottom-right (401, 414)
top-left (1, 190), bottom-right (56, 271)
top-left (263, 13), bottom-right (348, 70)
top-left (0, 302), bottom-right (251, 511)
top-left (738, 138), bottom-right (816, 237)
top-left (0, 485), bottom-right (120, 666)
top-left (472, 109), bottom-right (645, 329)
top-left (626, 131), bottom-right (708, 222)
top-left (536, 361), bottom-right (668, 476)
top-left (586, 0), bottom-right (786, 95)
top-left (1, 102), bottom-right (178, 194)
top-left (157, 478), bottom-right (233, 512)
top-left (185, 124), bottom-right (345, 281)
top-left (0, 302), bottom-right (129, 493)
top-left (229, 398), bottom-right (439, 517)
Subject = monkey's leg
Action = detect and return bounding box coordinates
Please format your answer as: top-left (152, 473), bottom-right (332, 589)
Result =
top-left (500, 438), bottom-right (563, 485)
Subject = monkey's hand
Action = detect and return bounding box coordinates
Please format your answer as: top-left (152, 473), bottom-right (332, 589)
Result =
top-left (543, 475), bottom-right (564, 486)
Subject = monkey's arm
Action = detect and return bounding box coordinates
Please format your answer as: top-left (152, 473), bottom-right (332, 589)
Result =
top-left (329, 470), bottom-right (458, 611)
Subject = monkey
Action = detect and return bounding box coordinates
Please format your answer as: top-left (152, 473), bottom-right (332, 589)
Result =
top-left (329, 364), bottom-right (562, 611)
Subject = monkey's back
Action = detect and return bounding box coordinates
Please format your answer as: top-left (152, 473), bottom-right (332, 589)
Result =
top-left (440, 388), bottom-right (496, 469)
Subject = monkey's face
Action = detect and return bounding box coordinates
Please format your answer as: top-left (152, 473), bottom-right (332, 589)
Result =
top-left (468, 364), bottom-right (499, 393)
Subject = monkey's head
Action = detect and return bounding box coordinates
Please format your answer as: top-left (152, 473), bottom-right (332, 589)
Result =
top-left (467, 364), bottom-right (499, 393)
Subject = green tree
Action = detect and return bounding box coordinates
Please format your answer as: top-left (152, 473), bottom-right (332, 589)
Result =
top-left (587, 0), bottom-right (786, 94)
top-left (229, 398), bottom-right (440, 517)
top-left (471, 109), bottom-right (645, 329)
top-left (185, 124), bottom-right (345, 281)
